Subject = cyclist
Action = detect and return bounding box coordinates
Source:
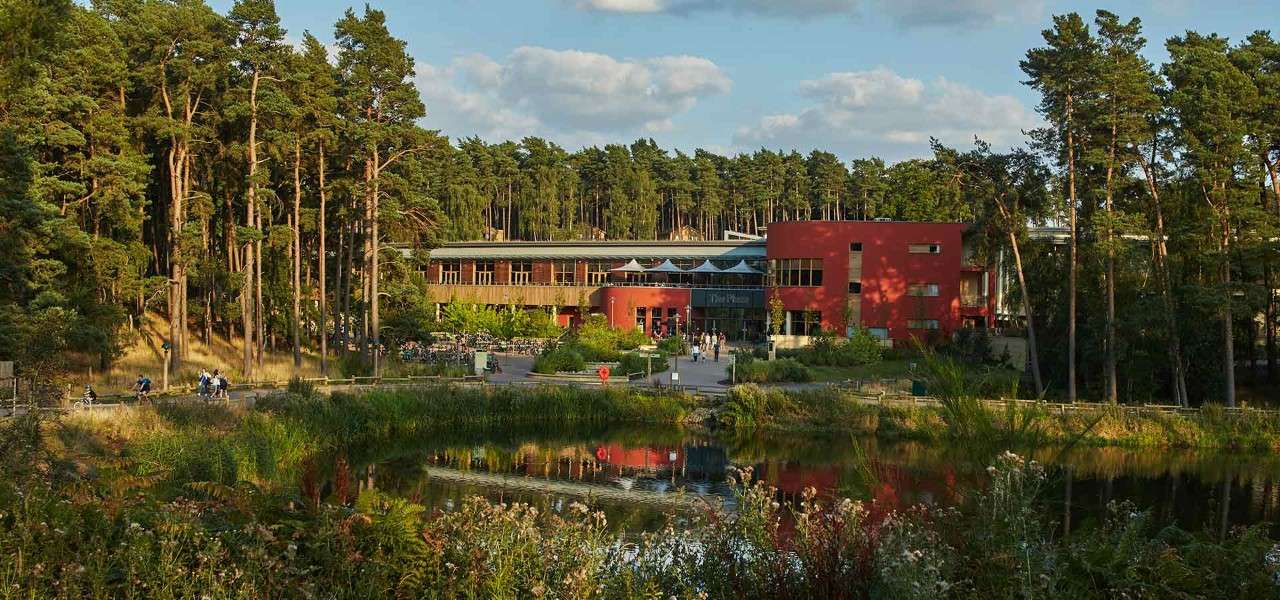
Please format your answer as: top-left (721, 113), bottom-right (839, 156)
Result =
top-left (134, 373), bottom-right (152, 403)
top-left (74, 384), bottom-right (99, 411)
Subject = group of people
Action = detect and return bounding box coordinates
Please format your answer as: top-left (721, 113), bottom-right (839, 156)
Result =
top-left (198, 369), bottom-right (230, 401)
top-left (689, 331), bottom-right (726, 362)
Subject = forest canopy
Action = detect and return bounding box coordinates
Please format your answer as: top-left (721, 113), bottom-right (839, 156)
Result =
top-left (0, 1), bottom-right (1277, 405)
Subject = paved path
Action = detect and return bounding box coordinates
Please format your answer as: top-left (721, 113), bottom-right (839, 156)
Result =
top-left (635, 352), bottom-right (731, 391)
top-left (484, 351), bottom-right (733, 392)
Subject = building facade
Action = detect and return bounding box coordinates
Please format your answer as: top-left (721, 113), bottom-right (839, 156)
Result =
top-left (413, 221), bottom-right (994, 346)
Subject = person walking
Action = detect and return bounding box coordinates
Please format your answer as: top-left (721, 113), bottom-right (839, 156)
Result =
top-left (713, 336), bottom-right (721, 362)
top-left (210, 370), bottom-right (224, 400)
top-left (198, 369), bottom-right (211, 401)
top-left (691, 343), bottom-right (701, 363)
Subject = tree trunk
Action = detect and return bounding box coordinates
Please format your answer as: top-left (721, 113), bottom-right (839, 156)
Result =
top-left (995, 199), bottom-right (1044, 398)
top-left (167, 141), bottom-right (183, 379)
top-left (256, 205), bottom-right (265, 370)
top-left (242, 70), bottom-right (258, 379)
top-left (1220, 207), bottom-right (1236, 407)
top-left (292, 140), bottom-right (303, 368)
top-left (1266, 259), bottom-right (1276, 384)
top-left (318, 142), bottom-right (329, 375)
top-left (342, 218), bottom-right (354, 356)
top-left (1065, 94), bottom-right (1078, 403)
top-left (1103, 122), bottom-right (1118, 404)
top-left (371, 147), bottom-right (382, 378)
top-left (1137, 155), bottom-right (1188, 407)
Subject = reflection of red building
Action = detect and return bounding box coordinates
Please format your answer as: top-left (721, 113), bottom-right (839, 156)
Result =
top-left (414, 221), bottom-right (995, 345)
top-left (594, 444), bottom-right (684, 472)
top-left (758, 462), bottom-right (840, 496)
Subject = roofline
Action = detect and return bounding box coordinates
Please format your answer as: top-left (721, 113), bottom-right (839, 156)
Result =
top-left (427, 239), bottom-right (766, 249)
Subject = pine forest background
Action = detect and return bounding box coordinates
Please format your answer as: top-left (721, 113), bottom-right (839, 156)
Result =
top-left (2, 0), bottom-right (1279, 405)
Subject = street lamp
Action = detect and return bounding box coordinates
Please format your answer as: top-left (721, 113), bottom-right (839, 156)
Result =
top-left (685, 304), bottom-right (692, 344)
top-left (609, 297), bottom-right (615, 328)
top-left (673, 311), bottom-right (681, 388)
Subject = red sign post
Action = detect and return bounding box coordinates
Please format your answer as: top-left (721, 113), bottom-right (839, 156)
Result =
top-left (597, 366), bottom-right (611, 385)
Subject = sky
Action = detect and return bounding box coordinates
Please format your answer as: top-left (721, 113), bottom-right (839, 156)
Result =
top-left (211, 0), bottom-right (1276, 162)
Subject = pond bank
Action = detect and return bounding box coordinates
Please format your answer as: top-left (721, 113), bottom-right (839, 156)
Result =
top-left (714, 384), bottom-right (1280, 451)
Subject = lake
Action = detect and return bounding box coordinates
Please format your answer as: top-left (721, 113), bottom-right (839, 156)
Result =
top-left (339, 423), bottom-right (1280, 537)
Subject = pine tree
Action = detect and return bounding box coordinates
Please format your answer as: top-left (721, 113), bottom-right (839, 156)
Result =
top-left (1022, 12), bottom-right (1098, 403)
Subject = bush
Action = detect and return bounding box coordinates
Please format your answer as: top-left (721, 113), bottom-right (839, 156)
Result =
top-left (617, 352), bottom-right (668, 376)
top-left (656, 336), bottom-right (688, 355)
top-left (572, 315), bottom-right (652, 361)
top-left (798, 329), bottom-right (884, 366)
top-left (734, 357), bottom-right (813, 383)
top-left (532, 346), bottom-right (586, 374)
top-left (949, 327), bottom-right (994, 364)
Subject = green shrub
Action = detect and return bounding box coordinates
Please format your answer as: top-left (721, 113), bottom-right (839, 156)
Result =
top-left (617, 352), bottom-right (667, 376)
top-left (798, 329), bottom-right (884, 366)
top-left (572, 315), bottom-right (652, 361)
top-left (616, 327), bottom-right (650, 350)
top-left (734, 357), bottom-right (813, 383)
top-left (532, 346), bottom-right (586, 374)
top-left (656, 336), bottom-right (688, 355)
top-left (948, 327), bottom-right (994, 364)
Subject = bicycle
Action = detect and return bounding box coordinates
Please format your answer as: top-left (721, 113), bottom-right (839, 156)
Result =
top-left (71, 388), bottom-right (98, 411)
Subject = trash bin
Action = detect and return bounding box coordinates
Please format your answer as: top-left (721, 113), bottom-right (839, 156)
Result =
top-left (911, 379), bottom-right (927, 396)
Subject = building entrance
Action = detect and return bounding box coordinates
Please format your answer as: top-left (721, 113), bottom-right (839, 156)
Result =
top-left (697, 307), bottom-right (764, 342)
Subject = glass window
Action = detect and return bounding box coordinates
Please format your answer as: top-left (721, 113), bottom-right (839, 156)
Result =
top-left (850, 242), bottom-right (863, 252)
top-left (908, 243), bottom-right (941, 254)
top-left (509, 260), bottom-right (533, 284)
top-left (769, 258), bottom-right (824, 287)
top-left (474, 260), bottom-right (495, 285)
top-left (849, 282), bottom-right (862, 294)
top-left (635, 307), bottom-right (646, 330)
top-left (907, 283), bottom-right (939, 297)
top-left (786, 310), bottom-right (821, 336)
top-left (438, 260), bottom-right (461, 284)
top-left (587, 261), bottom-right (611, 285)
top-left (554, 260), bottom-right (577, 285)
top-left (907, 319), bottom-right (940, 330)
top-left (867, 327), bottom-right (890, 340)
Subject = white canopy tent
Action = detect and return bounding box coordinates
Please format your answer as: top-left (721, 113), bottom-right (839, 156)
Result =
top-left (688, 260), bottom-right (723, 273)
top-left (610, 259), bottom-right (646, 272)
top-left (645, 259), bottom-right (686, 273)
top-left (722, 260), bottom-right (763, 274)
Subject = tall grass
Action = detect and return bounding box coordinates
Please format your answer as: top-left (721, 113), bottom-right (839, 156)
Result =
top-left (718, 379), bottom-right (1280, 451)
top-left (256, 384), bottom-right (696, 450)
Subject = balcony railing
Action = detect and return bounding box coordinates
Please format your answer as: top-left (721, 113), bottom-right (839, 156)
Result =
top-left (961, 294), bottom-right (988, 308)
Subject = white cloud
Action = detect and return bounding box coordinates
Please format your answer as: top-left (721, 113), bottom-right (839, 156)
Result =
top-left (733, 67), bottom-right (1040, 161)
top-left (418, 46), bottom-right (730, 146)
top-left (873, 0), bottom-right (1043, 27)
top-left (572, 0), bottom-right (666, 13)
top-left (566, 0), bottom-right (1040, 27)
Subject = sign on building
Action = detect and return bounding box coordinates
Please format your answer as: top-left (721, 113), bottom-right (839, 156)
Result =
top-left (691, 289), bottom-right (765, 309)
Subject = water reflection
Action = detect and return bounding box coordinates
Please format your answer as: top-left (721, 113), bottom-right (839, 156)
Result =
top-left (337, 424), bottom-right (1279, 536)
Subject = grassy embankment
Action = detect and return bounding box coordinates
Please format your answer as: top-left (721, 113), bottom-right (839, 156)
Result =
top-left (79, 311), bottom-right (324, 393)
top-left (4, 391), bottom-right (1276, 599)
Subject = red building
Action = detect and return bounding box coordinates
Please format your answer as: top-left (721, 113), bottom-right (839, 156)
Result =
top-left (766, 221), bottom-right (994, 344)
top-left (412, 221), bottom-right (994, 346)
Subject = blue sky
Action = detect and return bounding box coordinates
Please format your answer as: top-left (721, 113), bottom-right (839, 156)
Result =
top-left (211, 0), bottom-right (1276, 162)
